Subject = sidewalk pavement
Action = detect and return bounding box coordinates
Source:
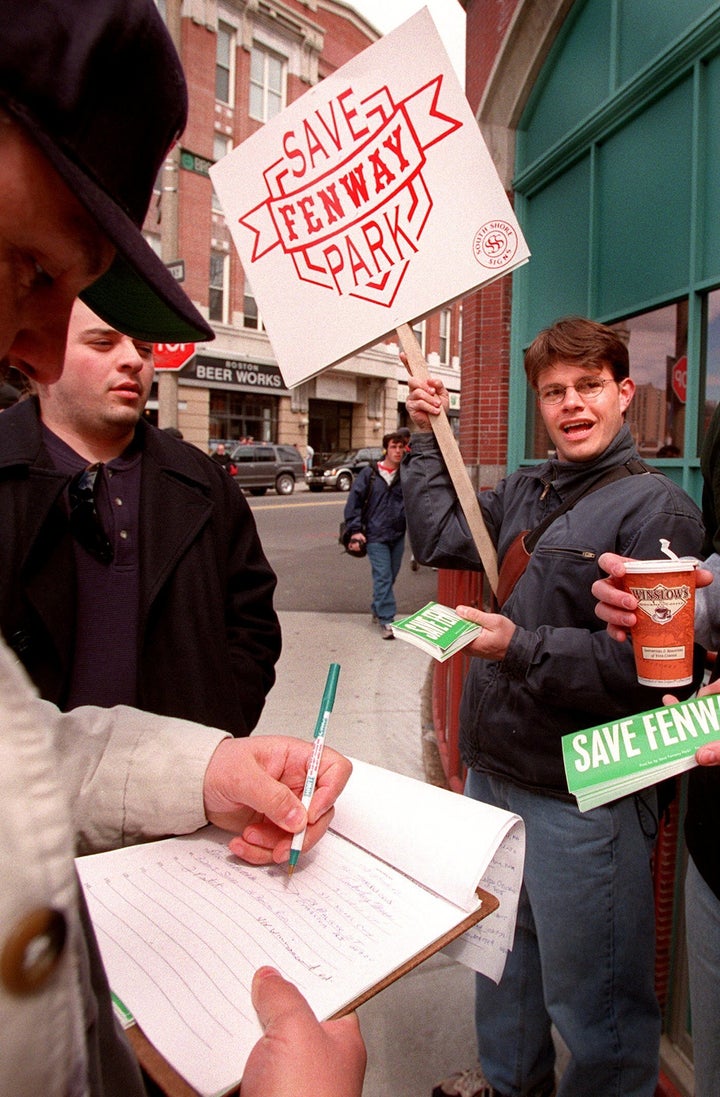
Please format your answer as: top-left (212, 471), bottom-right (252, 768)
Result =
top-left (254, 609), bottom-right (478, 1097)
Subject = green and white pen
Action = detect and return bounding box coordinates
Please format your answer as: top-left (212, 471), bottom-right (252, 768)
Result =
top-left (288, 662), bottom-right (340, 875)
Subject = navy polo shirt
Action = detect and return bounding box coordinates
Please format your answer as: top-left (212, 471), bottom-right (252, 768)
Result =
top-left (43, 425), bottom-right (142, 709)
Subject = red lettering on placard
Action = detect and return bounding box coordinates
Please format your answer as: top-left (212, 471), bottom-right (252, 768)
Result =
top-left (240, 77), bottom-right (461, 306)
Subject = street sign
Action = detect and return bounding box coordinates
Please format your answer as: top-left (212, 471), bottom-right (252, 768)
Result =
top-left (153, 342), bottom-right (196, 371)
top-left (671, 355), bottom-right (687, 404)
top-left (165, 259), bottom-right (185, 282)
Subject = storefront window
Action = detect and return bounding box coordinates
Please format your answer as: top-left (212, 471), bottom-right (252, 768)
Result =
top-left (307, 399), bottom-right (353, 457)
top-left (619, 303), bottom-right (688, 459)
top-left (209, 390), bottom-right (277, 446)
top-left (525, 302), bottom-right (688, 460)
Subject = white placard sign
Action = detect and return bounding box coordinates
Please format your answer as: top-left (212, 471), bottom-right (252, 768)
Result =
top-left (210, 7), bottom-right (530, 388)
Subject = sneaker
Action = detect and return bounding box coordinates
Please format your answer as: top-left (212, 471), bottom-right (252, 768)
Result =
top-left (432, 1066), bottom-right (502, 1097)
top-left (380, 624), bottom-right (394, 640)
top-left (432, 1066), bottom-right (555, 1097)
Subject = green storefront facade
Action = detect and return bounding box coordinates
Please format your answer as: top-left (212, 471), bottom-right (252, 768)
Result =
top-left (507, 1), bottom-right (720, 505)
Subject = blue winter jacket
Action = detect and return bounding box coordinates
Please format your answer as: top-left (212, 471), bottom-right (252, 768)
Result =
top-left (401, 424), bottom-right (705, 795)
top-left (343, 463), bottom-right (406, 544)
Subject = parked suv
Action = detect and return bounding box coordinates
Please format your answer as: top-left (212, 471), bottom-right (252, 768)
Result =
top-left (306, 446), bottom-right (383, 492)
top-left (229, 442), bottom-right (305, 495)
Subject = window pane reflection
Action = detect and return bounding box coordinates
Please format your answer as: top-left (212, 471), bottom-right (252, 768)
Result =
top-left (618, 303), bottom-right (687, 459)
top-left (209, 391), bottom-right (277, 445)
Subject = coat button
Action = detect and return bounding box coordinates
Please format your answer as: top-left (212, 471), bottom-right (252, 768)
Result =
top-left (9, 629), bottom-right (32, 657)
top-left (1, 908), bottom-right (67, 994)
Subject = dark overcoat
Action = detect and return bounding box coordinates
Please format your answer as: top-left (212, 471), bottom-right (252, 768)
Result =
top-left (0, 398), bottom-right (281, 735)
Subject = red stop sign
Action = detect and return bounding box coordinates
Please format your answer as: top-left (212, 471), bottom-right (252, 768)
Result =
top-left (153, 342), bottom-right (196, 371)
top-left (671, 355), bottom-right (687, 404)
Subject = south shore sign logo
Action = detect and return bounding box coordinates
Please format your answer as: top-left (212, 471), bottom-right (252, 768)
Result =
top-left (211, 9), bottom-right (530, 389)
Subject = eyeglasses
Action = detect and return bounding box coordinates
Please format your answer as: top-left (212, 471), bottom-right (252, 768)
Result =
top-left (68, 463), bottom-right (114, 564)
top-left (537, 376), bottom-right (615, 405)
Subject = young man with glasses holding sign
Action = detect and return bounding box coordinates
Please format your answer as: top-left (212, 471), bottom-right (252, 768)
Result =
top-left (402, 316), bottom-right (703, 1097)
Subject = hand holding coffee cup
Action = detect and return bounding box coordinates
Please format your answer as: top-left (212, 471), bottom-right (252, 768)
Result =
top-left (621, 551), bottom-right (698, 687)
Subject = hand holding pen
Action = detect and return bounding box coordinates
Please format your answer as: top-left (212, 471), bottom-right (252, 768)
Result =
top-left (289, 662), bottom-right (341, 874)
top-left (204, 715), bottom-right (349, 865)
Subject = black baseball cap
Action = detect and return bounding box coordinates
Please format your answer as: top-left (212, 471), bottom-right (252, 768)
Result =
top-left (0, 0), bottom-right (213, 343)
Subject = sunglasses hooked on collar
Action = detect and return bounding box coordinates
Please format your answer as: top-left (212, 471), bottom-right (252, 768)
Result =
top-left (68, 463), bottom-right (114, 564)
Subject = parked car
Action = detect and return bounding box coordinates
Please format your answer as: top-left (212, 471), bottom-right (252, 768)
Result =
top-left (306, 446), bottom-right (383, 492)
top-left (229, 442), bottom-right (305, 495)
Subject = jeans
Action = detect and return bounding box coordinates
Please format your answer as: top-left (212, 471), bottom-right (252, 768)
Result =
top-left (366, 537), bottom-right (404, 624)
top-left (466, 769), bottom-right (660, 1097)
top-left (685, 855), bottom-right (720, 1097)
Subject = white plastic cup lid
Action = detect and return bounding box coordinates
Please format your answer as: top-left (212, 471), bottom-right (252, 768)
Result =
top-left (622, 558), bottom-right (698, 574)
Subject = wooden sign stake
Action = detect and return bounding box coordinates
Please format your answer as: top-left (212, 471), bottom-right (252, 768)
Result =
top-left (396, 323), bottom-right (499, 595)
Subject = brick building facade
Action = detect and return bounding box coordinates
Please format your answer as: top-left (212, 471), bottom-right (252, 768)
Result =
top-left (145, 0), bottom-right (462, 462)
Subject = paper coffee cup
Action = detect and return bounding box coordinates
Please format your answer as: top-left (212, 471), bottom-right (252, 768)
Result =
top-left (621, 559), bottom-right (697, 687)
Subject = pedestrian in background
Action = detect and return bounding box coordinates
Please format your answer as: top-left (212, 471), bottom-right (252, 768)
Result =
top-left (343, 431), bottom-right (407, 639)
top-left (211, 440), bottom-right (236, 474)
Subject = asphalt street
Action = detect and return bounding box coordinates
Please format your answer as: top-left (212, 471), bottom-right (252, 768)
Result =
top-left (246, 484), bottom-right (438, 615)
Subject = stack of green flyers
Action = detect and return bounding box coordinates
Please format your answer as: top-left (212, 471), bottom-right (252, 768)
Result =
top-left (391, 601), bottom-right (482, 661)
top-left (562, 693), bottom-right (720, 811)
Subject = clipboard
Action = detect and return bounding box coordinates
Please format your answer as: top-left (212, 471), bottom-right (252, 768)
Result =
top-left (126, 886), bottom-right (499, 1097)
top-left (79, 760), bottom-right (524, 1097)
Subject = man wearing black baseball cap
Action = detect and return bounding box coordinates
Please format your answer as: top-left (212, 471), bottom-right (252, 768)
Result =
top-left (0, 0), bottom-right (212, 346)
top-left (0, 3), bottom-right (365, 1096)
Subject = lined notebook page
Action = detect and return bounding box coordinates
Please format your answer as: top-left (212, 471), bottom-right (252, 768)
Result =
top-left (78, 760), bottom-right (525, 1096)
top-left (334, 759), bottom-right (523, 909)
top-left (79, 827), bottom-right (483, 1096)
top-left (333, 759), bottom-right (525, 983)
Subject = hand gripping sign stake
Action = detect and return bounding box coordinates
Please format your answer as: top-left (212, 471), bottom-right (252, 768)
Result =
top-left (396, 323), bottom-right (499, 596)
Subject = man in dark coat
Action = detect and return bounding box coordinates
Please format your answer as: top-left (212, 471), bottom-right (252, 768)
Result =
top-left (593, 398), bottom-right (720, 1097)
top-left (0, 4), bottom-right (362, 1094)
top-left (0, 299), bottom-right (280, 735)
top-left (343, 431), bottom-right (407, 639)
top-left (211, 441), bottom-right (236, 473)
